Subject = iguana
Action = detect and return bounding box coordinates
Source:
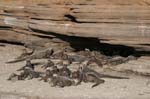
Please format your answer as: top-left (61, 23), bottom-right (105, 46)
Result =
top-left (71, 66), bottom-right (129, 88)
top-left (6, 47), bottom-right (54, 63)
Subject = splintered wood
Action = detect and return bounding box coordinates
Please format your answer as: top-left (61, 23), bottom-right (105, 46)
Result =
top-left (0, 0), bottom-right (150, 51)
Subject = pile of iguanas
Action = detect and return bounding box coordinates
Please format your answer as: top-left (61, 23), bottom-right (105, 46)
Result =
top-left (7, 47), bottom-right (137, 88)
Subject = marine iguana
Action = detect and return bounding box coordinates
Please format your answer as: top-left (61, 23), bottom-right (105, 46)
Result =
top-left (16, 59), bottom-right (35, 71)
top-left (71, 66), bottom-right (129, 88)
top-left (50, 75), bottom-right (75, 88)
top-left (41, 59), bottom-right (55, 69)
top-left (6, 47), bottom-right (54, 63)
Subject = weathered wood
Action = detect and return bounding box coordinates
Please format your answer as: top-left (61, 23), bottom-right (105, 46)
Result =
top-left (0, 30), bottom-right (40, 43)
top-left (0, 0), bottom-right (150, 50)
top-left (29, 19), bottom-right (150, 39)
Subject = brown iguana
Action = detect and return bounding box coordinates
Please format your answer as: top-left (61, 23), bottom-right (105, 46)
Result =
top-left (50, 75), bottom-right (75, 88)
top-left (16, 59), bottom-right (35, 71)
top-left (6, 47), bottom-right (54, 63)
top-left (107, 55), bottom-right (137, 66)
top-left (41, 59), bottom-right (55, 69)
top-left (71, 67), bottom-right (105, 88)
top-left (71, 66), bottom-right (129, 88)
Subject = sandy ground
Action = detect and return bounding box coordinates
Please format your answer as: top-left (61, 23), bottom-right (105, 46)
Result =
top-left (0, 44), bottom-right (150, 99)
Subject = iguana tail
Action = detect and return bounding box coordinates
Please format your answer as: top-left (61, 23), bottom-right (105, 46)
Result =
top-left (6, 57), bottom-right (27, 63)
top-left (84, 67), bottom-right (129, 79)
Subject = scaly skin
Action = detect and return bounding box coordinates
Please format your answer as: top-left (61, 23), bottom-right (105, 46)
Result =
top-left (40, 69), bottom-right (53, 82)
top-left (6, 47), bottom-right (54, 63)
top-left (58, 65), bottom-right (71, 77)
top-left (72, 66), bottom-right (129, 88)
top-left (41, 59), bottom-right (55, 69)
top-left (82, 66), bottom-right (129, 79)
top-left (71, 69), bottom-right (105, 88)
top-left (17, 60), bottom-right (34, 71)
top-left (50, 75), bottom-right (75, 88)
